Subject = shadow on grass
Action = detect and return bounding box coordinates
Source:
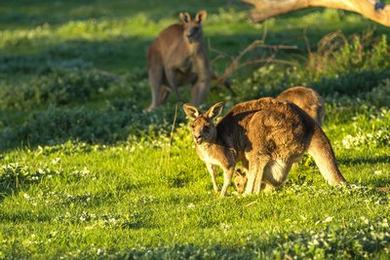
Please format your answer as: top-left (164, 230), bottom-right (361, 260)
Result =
top-left (0, 100), bottom-right (183, 152)
top-left (87, 221), bottom-right (389, 258)
top-left (339, 155), bottom-right (390, 165)
top-left (0, 0), bottom-right (240, 29)
top-left (339, 155), bottom-right (390, 187)
top-left (0, 211), bottom-right (52, 223)
top-left (0, 37), bottom-right (153, 73)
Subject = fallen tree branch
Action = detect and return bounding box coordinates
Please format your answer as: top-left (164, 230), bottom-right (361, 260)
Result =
top-left (216, 41), bottom-right (298, 84)
top-left (237, 58), bottom-right (299, 70)
top-left (242, 0), bottom-right (390, 27)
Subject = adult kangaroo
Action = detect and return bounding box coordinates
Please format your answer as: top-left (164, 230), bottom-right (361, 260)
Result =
top-left (147, 10), bottom-right (210, 111)
top-left (233, 86), bottom-right (326, 193)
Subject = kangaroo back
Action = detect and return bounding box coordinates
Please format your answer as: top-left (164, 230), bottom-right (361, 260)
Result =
top-left (308, 125), bottom-right (347, 185)
top-left (277, 86), bottom-right (325, 125)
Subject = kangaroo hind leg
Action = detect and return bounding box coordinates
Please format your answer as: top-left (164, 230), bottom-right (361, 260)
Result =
top-left (244, 159), bottom-right (269, 195)
top-left (165, 69), bottom-right (181, 103)
top-left (147, 65), bottom-right (164, 111)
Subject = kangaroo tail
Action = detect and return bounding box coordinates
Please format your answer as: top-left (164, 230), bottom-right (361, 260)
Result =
top-left (308, 125), bottom-right (347, 185)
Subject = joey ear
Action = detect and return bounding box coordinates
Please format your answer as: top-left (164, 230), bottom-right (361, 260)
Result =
top-left (195, 10), bottom-right (207, 23)
top-left (183, 103), bottom-right (200, 120)
top-left (235, 169), bottom-right (244, 177)
top-left (179, 12), bottom-right (191, 23)
top-left (206, 101), bottom-right (224, 119)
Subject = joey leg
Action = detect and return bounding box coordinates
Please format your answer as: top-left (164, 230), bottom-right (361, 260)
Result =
top-left (220, 168), bottom-right (234, 197)
top-left (206, 163), bottom-right (219, 193)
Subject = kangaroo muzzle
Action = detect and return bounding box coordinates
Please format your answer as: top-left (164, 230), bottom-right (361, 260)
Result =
top-left (194, 135), bottom-right (203, 144)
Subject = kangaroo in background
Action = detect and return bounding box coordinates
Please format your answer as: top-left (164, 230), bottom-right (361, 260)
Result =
top-left (277, 86), bottom-right (325, 125)
top-left (183, 98), bottom-right (346, 197)
top-left (146, 10), bottom-right (211, 112)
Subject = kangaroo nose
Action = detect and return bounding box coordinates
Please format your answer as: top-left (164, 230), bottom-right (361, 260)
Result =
top-left (194, 135), bottom-right (203, 143)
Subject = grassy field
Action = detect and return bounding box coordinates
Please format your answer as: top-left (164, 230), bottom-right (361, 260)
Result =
top-left (0, 0), bottom-right (389, 258)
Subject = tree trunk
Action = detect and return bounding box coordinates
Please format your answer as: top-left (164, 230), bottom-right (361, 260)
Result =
top-left (242, 0), bottom-right (390, 27)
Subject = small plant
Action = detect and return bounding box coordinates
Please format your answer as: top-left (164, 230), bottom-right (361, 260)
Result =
top-left (341, 107), bottom-right (390, 149)
top-left (364, 79), bottom-right (390, 107)
top-left (0, 163), bottom-right (58, 194)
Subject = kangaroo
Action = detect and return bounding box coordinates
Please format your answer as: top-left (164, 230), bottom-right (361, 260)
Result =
top-left (233, 168), bottom-right (247, 194)
top-left (146, 10), bottom-right (211, 112)
top-left (276, 86), bottom-right (325, 125)
top-left (234, 86), bottom-right (325, 192)
top-left (183, 98), bottom-right (346, 197)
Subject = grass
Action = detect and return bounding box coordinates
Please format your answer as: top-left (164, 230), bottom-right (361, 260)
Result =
top-left (0, 0), bottom-right (389, 258)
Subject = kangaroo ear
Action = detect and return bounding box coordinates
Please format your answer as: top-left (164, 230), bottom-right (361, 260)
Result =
top-left (206, 101), bottom-right (224, 119)
top-left (183, 103), bottom-right (199, 120)
top-left (235, 169), bottom-right (244, 177)
top-left (179, 12), bottom-right (191, 23)
top-left (195, 10), bottom-right (207, 23)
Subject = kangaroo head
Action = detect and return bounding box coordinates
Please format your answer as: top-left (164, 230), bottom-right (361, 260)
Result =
top-left (183, 101), bottom-right (224, 145)
top-left (233, 168), bottom-right (247, 193)
top-left (179, 10), bottom-right (207, 43)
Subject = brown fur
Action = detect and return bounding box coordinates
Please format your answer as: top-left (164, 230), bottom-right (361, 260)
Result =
top-left (276, 86), bottom-right (325, 125)
top-left (146, 10), bottom-right (211, 111)
top-left (234, 86), bottom-right (325, 192)
top-left (183, 98), bottom-right (346, 197)
top-left (234, 169), bottom-right (247, 193)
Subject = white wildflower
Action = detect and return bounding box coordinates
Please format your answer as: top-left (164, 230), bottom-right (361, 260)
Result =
top-left (323, 216), bottom-right (333, 223)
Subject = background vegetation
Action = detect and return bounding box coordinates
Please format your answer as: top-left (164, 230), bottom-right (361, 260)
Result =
top-left (0, 0), bottom-right (389, 258)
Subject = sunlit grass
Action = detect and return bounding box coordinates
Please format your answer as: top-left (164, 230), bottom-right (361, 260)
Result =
top-left (0, 0), bottom-right (389, 258)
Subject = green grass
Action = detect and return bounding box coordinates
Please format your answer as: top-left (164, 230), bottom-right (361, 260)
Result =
top-left (0, 0), bottom-right (389, 258)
